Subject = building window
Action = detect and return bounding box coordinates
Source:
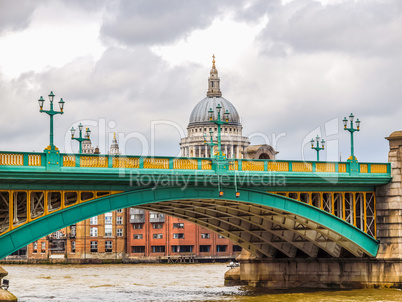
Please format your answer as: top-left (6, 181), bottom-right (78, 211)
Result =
top-left (152, 223), bottom-right (163, 229)
top-left (71, 241), bottom-right (76, 253)
top-left (105, 212), bottom-right (112, 225)
top-left (201, 233), bottom-right (210, 239)
top-left (117, 229), bottom-right (123, 237)
top-left (105, 241), bottom-right (113, 253)
top-left (132, 214), bottom-right (144, 220)
top-left (41, 242), bottom-right (46, 253)
top-left (218, 235), bottom-right (225, 239)
top-left (150, 213), bottom-right (163, 219)
top-left (172, 245), bottom-right (193, 253)
top-left (199, 245), bottom-right (210, 253)
top-left (153, 234), bottom-right (163, 239)
top-left (116, 217), bottom-right (123, 225)
top-left (105, 225), bottom-right (113, 237)
top-left (132, 224), bottom-right (143, 229)
top-left (90, 227), bottom-right (98, 237)
top-left (217, 245), bottom-right (227, 252)
top-left (173, 223), bottom-right (184, 229)
top-left (116, 209), bottom-right (122, 213)
top-left (233, 245), bottom-right (242, 252)
top-left (173, 233), bottom-right (184, 239)
top-left (70, 225), bottom-right (76, 237)
top-left (152, 246), bottom-right (166, 253)
top-left (90, 216), bottom-right (98, 225)
top-left (132, 246), bottom-right (145, 253)
top-left (90, 241), bottom-right (98, 252)
top-left (133, 234), bottom-right (143, 239)
top-left (33, 242), bottom-right (38, 253)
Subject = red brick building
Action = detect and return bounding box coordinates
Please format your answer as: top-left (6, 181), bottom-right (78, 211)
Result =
top-left (126, 209), bottom-right (242, 261)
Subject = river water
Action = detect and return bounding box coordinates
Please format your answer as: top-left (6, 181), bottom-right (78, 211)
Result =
top-left (2, 263), bottom-right (401, 302)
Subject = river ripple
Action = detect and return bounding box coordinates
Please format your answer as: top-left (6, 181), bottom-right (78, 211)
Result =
top-left (2, 263), bottom-right (401, 302)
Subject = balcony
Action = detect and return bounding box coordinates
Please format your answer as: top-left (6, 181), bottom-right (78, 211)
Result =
top-left (149, 212), bottom-right (165, 223)
top-left (130, 208), bottom-right (145, 223)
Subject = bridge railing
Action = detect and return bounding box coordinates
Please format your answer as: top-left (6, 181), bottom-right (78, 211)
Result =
top-left (0, 151), bottom-right (45, 167)
top-left (62, 154), bottom-right (390, 175)
top-left (0, 151), bottom-right (390, 175)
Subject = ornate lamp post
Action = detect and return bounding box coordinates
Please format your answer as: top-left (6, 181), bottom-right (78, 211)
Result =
top-left (310, 135), bottom-right (325, 161)
top-left (38, 91), bottom-right (65, 151)
top-left (207, 103), bottom-right (230, 159)
top-left (71, 123), bottom-right (91, 154)
top-left (343, 113), bottom-right (361, 160)
top-left (204, 129), bottom-right (217, 157)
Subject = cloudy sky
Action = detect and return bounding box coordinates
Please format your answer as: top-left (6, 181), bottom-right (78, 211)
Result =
top-left (0, 0), bottom-right (400, 162)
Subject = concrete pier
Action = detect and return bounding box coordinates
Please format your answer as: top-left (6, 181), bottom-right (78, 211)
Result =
top-left (225, 256), bottom-right (402, 288)
top-left (226, 131), bottom-right (402, 289)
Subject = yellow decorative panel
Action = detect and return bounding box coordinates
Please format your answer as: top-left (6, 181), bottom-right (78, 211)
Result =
top-left (371, 164), bottom-right (388, 174)
top-left (338, 164), bottom-right (347, 173)
top-left (268, 162), bottom-right (289, 172)
top-left (28, 154), bottom-right (41, 166)
top-left (201, 160), bottom-right (212, 170)
top-left (316, 163), bottom-right (335, 173)
top-left (174, 159), bottom-right (198, 170)
top-left (229, 161), bottom-right (239, 171)
top-left (242, 161), bottom-right (264, 171)
top-left (292, 162), bottom-right (312, 172)
top-left (0, 154), bottom-right (23, 166)
top-left (63, 156), bottom-right (76, 167)
top-left (360, 164), bottom-right (368, 173)
top-left (144, 158), bottom-right (169, 169)
top-left (112, 157), bottom-right (139, 169)
top-left (80, 156), bottom-right (108, 168)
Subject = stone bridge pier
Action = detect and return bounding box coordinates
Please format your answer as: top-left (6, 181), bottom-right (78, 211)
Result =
top-left (225, 131), bottom-right (402, 289)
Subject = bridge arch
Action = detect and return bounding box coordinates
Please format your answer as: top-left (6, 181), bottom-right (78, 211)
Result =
top-left (0, 186), bottom-right (378, 259)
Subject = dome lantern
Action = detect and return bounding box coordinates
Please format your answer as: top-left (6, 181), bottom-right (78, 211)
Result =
top-left (207, 54), bottom-right (222, 98)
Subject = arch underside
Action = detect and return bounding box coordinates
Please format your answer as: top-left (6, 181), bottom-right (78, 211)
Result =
top-left (0, 187), bottom-right (378, 259)
top-left (140, 199), bottom-right (366, 258)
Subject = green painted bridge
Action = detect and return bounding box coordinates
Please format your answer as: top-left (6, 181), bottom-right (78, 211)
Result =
top-left (0, 151), bottom-right (391, 260)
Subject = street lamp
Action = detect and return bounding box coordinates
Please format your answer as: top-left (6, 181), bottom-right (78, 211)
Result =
top-left (71, 123), bottom-right (91, 154)
top-left (343, 113), bottom-right (361, 160)
top-left (38, 91), bottom-right (65, 150)
top-left (207, 103), bottom-right (230, 158)
top-left (204, 129), bottom-right (218, 157)
top-left (310, 135), bottom-right (325, 161)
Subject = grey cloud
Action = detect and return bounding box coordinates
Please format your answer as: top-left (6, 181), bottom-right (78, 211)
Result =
top-left (258, 0), bottom-right (402, 56)
top-left (0, 46), bottom-right (205, 155)
top-left (100, 0), bottom-right (250, 46)
top-left (0, 0), bottom-right (41, 34)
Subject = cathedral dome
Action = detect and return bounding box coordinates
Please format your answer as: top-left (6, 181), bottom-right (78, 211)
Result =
top-left (188, 55), bottom-right (241, 127)
top-left (188, 96), bottom-right (241, 127)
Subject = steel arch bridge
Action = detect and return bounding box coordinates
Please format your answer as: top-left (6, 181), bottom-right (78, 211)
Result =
top-left (0, 151), bottom-right (391, 260)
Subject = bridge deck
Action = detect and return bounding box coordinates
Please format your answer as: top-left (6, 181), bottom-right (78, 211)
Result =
top-left (0, 151), bottom-right (391, 259)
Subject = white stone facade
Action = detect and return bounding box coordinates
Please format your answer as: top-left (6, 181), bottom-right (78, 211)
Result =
top-left (180, 56), bottom-right (250, 159)
top-left (82, 140), bottom-right (94, 154)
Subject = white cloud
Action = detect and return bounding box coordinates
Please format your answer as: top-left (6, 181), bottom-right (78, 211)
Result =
top-left (0, 0), bottom-right (400, 163)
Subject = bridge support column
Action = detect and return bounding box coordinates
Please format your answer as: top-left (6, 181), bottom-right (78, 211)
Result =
top-left (376, 131), bottom-right (402, 259)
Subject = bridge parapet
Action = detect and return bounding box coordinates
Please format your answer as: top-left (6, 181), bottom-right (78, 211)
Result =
top-left (0, 151), bottom-right (391, 177)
